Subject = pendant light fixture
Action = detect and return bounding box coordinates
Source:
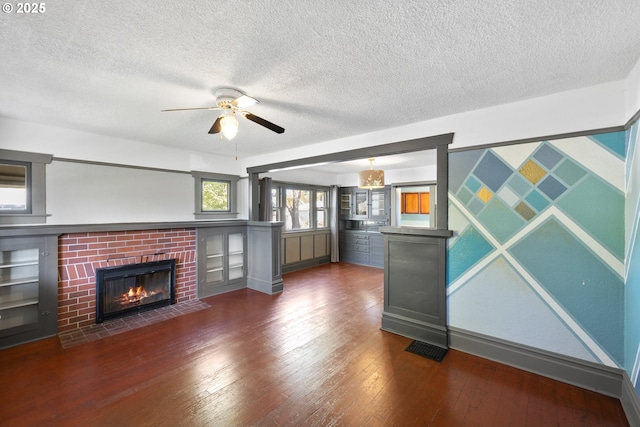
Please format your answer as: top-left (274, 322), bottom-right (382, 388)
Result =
top-left (358, 158), bottom-right (385, 189)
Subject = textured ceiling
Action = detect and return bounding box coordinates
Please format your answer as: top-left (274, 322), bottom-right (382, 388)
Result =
top-left (1, 1), bottom-right (640, 164)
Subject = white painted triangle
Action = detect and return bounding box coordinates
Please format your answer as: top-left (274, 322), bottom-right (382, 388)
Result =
top-left (448, 256), bottom-right (600, 363)
top-left (492, 141), bottom-right (542, 170)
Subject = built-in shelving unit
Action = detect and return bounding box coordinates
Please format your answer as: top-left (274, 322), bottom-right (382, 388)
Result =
top-left (228, 233), bottom-right (245, 281)
top-left (204, 233), bottom-right (225, 285)
top-left (0, 236), bottom-right (57, 349)
top-left (197, 226), bottom-right (247, 297)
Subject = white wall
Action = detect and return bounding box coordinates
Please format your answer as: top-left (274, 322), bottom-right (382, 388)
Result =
top-left (46, 161), bottom-right (195, 224)
top-left (237, 178), bottom-right (249, 220)
top-left (262, 168), bottom-right (340, 186)
top-left (335, 165), bottom-right (437, 188)
top-left (0, 117), bottom-right (251, 224)
top-left (264, 164), bottom-right (437, 188)
top-left (626, 56), bottom-right (640, 122)
top-left (0, 117), bottom-right (245, 176)
top-left (46, 161), bottom-right (252, 224)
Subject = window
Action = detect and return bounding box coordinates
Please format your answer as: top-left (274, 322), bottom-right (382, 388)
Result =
top-left (271, 187), bottom-right (281, 221)
top-left (192, 171), bottom-right (239, 219)
top-left (0, 149), bottom-right (51, 225)
top-left (202, 179), bottom-right (230, 211)
top-left (273, 183), bottom-right (329, 231)
top-left (0, 161), bottom-right (30, 213)
top-left (316, 190), bottom-right (327, 228)
top-left (285, 189), bottom-right (311, 230)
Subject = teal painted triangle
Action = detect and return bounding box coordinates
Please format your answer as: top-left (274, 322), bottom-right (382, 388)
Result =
top-left (447, 225), bottom-right (494, 284)
top-left (477, 197), bottom-right (526, 243)
top-left (589, 131), bottom-right (626, 159)
top-left (509, 218), bottom-right (623, 366)
top-left (557, 175), bottom-right (624, 260)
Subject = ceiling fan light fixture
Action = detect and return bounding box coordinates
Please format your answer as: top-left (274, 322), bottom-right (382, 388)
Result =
top-left (233, 94), bottom-right (259, 108)
top-left (220, 113), bottom-right (239, 140)
top-left (359, 158), bottom-right (385, 189)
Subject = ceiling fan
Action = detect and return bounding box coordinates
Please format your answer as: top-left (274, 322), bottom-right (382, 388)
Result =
top-left (161, 88), bottom-right (285, 140)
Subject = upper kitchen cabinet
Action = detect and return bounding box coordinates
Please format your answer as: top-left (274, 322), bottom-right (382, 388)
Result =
top-left (339, 187), bottom-right (390, 220)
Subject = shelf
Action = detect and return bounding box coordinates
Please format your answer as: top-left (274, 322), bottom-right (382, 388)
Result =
top-left (0, 276), bottom-right (39, 288)
top-left (0, 298), bottom-right (39, 311)
top-left (0, 261), bottom-right (39, 269)
top-left (198, 227), bottom-right (247, 298)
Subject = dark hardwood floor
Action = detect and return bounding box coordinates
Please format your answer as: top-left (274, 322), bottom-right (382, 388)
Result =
top-left (0, 263), bottom-right (630, 426)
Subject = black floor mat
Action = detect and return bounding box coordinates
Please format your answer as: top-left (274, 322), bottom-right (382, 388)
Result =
top-left (405, 340), bottom-right (448, 362)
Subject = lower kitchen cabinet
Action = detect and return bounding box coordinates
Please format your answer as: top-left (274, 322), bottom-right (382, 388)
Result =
top-left (369, 234), bottom-right (384, 268)
top-left (340, 231), bottom-right (384, 268)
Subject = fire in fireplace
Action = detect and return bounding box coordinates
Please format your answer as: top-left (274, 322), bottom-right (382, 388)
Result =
top-left (95, 259), bottom-right (177, 323)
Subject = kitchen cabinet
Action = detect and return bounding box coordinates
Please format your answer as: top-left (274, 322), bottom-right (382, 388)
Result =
top-left (340, 188), bottom-right (370, 218)
top-left (340, 231), bottom-right (370, 265)
top-left (369, 188), bottom-right (389, 220)
top-left (401, 191), bottom-right (431, 214)
top-left (339, 186), bottom-right (390, 268)
top-left (339, 230), bottom-right (385, 268)
top-left (340, 191), bottom-right (352, 218)
top-left (339, 186), bottom-right (389, 220)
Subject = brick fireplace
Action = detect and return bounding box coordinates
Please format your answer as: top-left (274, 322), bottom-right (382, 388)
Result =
top-left (58, 228), bottom-right (197, 333)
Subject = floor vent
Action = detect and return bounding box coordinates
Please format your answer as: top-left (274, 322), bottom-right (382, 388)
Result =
top-left (405, 340), bottom-right (448, 362)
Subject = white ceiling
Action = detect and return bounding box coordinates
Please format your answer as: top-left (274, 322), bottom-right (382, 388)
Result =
top-left (2, 1), bottom-right (640, 170)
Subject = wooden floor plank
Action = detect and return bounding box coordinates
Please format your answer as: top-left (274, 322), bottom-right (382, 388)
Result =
top-left (0, 263), bottom-right (630, 427)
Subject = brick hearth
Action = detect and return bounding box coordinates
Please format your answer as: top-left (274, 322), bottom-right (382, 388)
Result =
top-left (58, 228), bottom-right (197, 333)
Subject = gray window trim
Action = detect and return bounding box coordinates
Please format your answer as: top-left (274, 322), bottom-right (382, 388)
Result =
top-left (0, 149), bottom-right (52, 225)
top-left (192, 171), bottom-right (239, 220)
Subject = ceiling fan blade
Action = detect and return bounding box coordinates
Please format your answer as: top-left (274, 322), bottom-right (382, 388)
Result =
top-left (243, 113), bottom-right (285, 134)
top-left (208, 116), bottom-right (223, 134)
top-left (232, 95), bottom-right (259, 109)
top-left (161, 106), bottom-right (220, 112)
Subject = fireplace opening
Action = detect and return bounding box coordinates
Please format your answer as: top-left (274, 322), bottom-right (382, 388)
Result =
top-left (95, 259), bottom-right (176, 323)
